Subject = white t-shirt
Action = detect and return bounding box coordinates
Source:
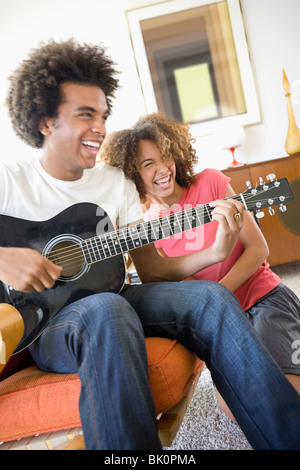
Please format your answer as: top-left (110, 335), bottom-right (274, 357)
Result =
top-left (0, 157), bottom-right (143, 228)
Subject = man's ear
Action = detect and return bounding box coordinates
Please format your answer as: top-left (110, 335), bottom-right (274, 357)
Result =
top-left (39, 117), bottom-right (53, 136)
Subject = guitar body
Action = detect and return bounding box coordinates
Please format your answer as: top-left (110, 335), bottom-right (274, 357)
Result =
top-left (0, 203), bottom-right (126, 353)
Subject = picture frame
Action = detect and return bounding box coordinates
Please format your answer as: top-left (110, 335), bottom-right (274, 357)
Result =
top-left (126, 0), bottom-right (261, 137)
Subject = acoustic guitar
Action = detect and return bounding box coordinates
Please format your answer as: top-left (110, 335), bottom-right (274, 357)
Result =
top-left (0, 177), bottom-right (293, 353)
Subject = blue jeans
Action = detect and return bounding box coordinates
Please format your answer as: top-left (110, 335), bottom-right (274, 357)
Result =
top-left (29, 281), bottom-right (300, 450)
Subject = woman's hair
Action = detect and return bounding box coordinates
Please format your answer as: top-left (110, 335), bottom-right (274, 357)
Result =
top-left (5, 38), bottom-right (119, 148)
top-left (100, 113), bottom-right (198, 202)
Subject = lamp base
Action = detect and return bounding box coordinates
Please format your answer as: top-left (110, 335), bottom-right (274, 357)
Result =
top-left (225, 145), bottom-right (244, 168)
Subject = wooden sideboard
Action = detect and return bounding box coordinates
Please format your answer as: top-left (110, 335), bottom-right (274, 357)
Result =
top-left (222, 153), bottom-right (300, 266)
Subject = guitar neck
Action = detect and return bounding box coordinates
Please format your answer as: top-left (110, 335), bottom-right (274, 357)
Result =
top-left (80, 174), bottom-right (294, 265)
top-left (82, 194), bottom-right (242, 264)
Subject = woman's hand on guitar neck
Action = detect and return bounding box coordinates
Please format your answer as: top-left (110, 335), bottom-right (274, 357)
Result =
top-left (0, 247), bottom-right (62, 293)
top-left (209, 196), bottom-right (244, 263)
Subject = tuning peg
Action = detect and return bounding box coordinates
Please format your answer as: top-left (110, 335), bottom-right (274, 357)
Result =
top-left (245, 180), bottom-right (257, 194)
top-left (279, 204), bottom-right (287, 212)
top-left (255, 210), bottom-right (265, 219)
top-left (258, 177), bottom-right (269, 190)
top-left (266, 173), bottom-right (276, 182)
top-left (268, 207), bottom-right (275, 216)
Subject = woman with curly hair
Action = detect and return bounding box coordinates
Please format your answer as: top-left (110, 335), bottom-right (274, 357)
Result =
top-left (101, 112), bottom-right (300, 412)
top-left (101, 113), bottom-right (197, 204)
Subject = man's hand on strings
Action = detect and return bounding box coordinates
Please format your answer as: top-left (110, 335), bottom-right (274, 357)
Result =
top-left (0, 247), bottom-right (62, 293)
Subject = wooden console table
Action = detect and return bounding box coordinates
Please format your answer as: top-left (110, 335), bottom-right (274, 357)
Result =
top-left (222, 153), bottom-right (300, 266)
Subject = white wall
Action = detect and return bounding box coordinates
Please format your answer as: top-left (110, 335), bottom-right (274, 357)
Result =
top-left (1, 0), bottom-right (300, 171)
top-left (240, 0), bottom-right (300, 163)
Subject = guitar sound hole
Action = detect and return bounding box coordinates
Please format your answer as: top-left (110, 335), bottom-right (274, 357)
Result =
top-left (48, 241), bottom-right (84, 278)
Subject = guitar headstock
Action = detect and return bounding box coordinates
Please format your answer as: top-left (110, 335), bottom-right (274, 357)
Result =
top-left (242, 176), bottom-right (294, 219)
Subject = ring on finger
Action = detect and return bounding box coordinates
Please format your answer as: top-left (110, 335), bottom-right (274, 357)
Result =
top-left (234, 212), bottom-right (241, 222)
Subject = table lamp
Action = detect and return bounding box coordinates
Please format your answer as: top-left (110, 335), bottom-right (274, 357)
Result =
top-left (216, 121), bottom-right (246, 167)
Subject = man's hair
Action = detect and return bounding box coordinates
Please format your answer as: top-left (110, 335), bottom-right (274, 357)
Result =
top-left (5, 38), bottom-right (119, 148)
top-left (100, 113), bottom-right (198, 203)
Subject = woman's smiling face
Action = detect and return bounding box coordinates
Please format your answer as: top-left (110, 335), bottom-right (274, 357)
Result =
top-left (137, 139), bottom-right (181, 205)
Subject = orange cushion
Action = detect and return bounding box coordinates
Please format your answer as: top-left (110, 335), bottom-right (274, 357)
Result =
top-left (147, 338), bottom-right (202, 414)
top-left (0, 366), bottom-right (81, 441)
top-left (0, 337), bottom-right (203, 442)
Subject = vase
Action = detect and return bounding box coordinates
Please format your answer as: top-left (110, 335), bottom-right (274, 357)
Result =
top-left (283, 69), bottom-right (300, 155)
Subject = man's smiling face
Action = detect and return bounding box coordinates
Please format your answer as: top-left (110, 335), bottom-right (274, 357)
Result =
top-left (39, 82), bottom-right (109, 180)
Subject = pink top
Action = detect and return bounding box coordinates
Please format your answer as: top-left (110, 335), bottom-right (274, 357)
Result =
top-left (144, 168), bottom-right (280, 311)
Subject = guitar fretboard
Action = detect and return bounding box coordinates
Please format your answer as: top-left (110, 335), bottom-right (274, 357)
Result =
top-left (70, 175), bottom-right (293, 266)
top-left (81, 198), bottom-right (237, 264)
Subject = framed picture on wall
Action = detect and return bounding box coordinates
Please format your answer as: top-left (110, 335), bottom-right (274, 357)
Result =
top-left (126, 0), bottom-right (261, 137)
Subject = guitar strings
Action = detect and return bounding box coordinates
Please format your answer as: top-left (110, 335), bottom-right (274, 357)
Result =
top-left (46, 190), bottom-right (282, 269)
top-left (45, 189), bottom-right (283, 269)
top-left (46, 203), bottom-right (275, 270)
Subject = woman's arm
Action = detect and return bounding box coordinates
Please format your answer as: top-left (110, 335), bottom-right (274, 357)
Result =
top-left (218, 185), bottom-right (269, 292)
top-left (130, 196), bottom-right (245, 282)
top-left (131, 185), bottom-right (268, 288)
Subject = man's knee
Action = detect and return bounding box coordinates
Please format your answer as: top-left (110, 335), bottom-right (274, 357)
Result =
top-left (78, 292), bottom-right (142, 334)
top-left (186, 280), bottom-right (239, 307)
top-left (184, 280), bottom-right (244, 330)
